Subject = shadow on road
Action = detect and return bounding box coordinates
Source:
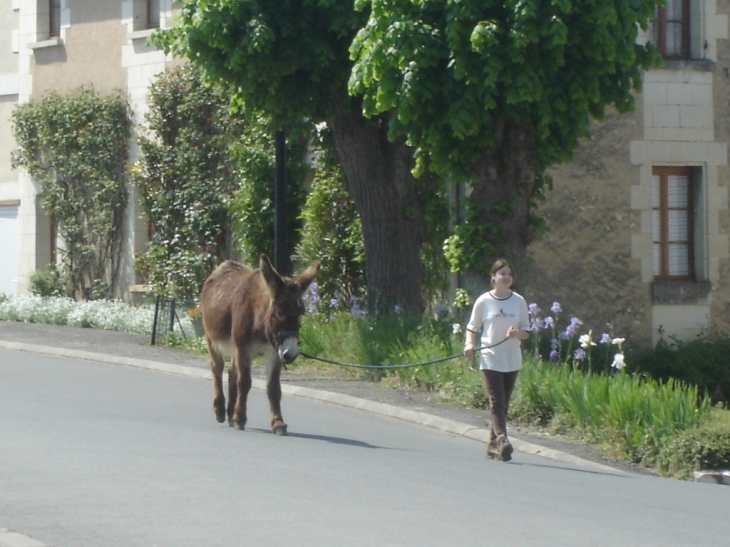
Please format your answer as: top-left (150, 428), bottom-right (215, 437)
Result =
top-left (509, 461), bottom-right (635, 479)
top-left (246, 427), bottom-right (392, 449)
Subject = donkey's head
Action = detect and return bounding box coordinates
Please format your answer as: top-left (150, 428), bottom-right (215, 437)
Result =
top-left (260, 254), bottom-right (319, 364)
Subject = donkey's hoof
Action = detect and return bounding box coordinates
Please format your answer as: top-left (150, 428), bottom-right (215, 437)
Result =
top-left (231, 419), bottom-right (246, 430)
top-left (215, 413), bottom-right (226, 423)
top-left (272, 423), bottom-right (288, 436)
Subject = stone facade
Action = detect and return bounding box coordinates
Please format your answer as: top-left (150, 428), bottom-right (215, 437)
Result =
top-left (524, 1), bottom-right (730, 348)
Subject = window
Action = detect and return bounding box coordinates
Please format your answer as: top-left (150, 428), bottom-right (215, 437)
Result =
top-left (652, 167), bottom-right (694, 280)
top-left (651, 0), bottom-right (690, 59)
top-left (147, 0), bottom-right (160, 29)
top-left (49, 0), bottom-right (61, 37)
top-left (130, 0), bottom-right (161, 31)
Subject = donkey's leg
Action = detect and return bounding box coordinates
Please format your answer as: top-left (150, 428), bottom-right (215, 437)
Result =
top-left (265, 351), bottom-right (287, 435)
top-left (206, 338), bottom-right (226, 423)
top-left (231, 348), bottom-right (252, 431)
top-left (226, 357), bottom-right (238, 425)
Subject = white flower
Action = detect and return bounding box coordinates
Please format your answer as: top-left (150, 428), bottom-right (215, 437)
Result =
top-left (579, 330), bottom-right (596, 349)
top-left (452, 323), bottom-right (463, 335)
top-left (611, 337), bottom-right (625, 346)
top-left (611, 353), bottom-right (626, 370)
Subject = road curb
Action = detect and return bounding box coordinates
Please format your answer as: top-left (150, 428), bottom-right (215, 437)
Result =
top-left (1, 339), bottom-right (625, 474)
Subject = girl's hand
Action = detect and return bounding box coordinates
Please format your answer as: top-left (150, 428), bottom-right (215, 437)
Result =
top-left (463, 343), bottom-right (475, 358)
top-left (507, 326), bottom-right (529, 340)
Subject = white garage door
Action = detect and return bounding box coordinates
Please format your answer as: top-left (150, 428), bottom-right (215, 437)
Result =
top-left (0, 205), bottom-right (19, 296)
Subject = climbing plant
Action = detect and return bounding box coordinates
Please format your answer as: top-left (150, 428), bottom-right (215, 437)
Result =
top-left (11, 88), bottom-right (131, 300)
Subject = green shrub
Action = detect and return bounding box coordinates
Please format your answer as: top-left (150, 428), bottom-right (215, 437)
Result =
top-left (295, 139), bottom-right (364, 309)
top-left (633, 329), bottom-right (730, 403)
top-left (510, 358), bottom-right (710, 465)
top-left (134, 65), bottom-right (242, 299)
top-left (29, 266), bottom-right (65, 297)
top-left (229, 117), bottom-right (308, 269)
top-left (653, 408), bottom-right (730, 480)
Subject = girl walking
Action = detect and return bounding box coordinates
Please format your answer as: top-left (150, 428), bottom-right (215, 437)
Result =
top-left (464, 259), bottom-right (530, 461)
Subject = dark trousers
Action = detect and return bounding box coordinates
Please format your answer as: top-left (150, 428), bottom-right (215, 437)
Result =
top-left (481, 369), bottom-right (519, 441)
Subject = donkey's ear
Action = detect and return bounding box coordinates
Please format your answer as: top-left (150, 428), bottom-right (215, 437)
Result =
top-left (296, 261), bottom-right (320, 293)
top-left (260, 254), bottom-right (284, 297)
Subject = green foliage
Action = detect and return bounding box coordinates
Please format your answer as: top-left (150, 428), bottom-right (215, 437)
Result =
top-left (349, 0), bottom-right (660, 176)
top-left (155, 0), bottom-right (367, 126)
top-left (133, 65), bottom-right (243, 299)
top-left (443, 201), bottom-right (498, 272)
top-left (633, 329), bottom-right (730, 402)
top-left (510, 358), bottom-right (711, 468)
top-left (295, 131), bottom-right (365, 310)
top-left (11, 88), bottom-right (131, 300)
top-left (229, 118), bottom-right (308, 268)
top-left (28, 266), bottom-right (65, 298)
top-left (299, 313), bottom-right (374, 372)
top-left (417, 174), bottom-right (452, 308)
top-left (653, 408), bottom-right (730, 479)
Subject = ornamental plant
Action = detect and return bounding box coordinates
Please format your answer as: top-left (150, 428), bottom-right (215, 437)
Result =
top-left (12, 88), bottom-right (132, 300)
top-left (526, 300), bottom-right (627, 374)
top-left (133, 65), bottom-right (244, 299)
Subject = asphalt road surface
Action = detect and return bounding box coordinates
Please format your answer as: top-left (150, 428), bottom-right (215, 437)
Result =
top-left (1, 348), bottom-right (727, 547)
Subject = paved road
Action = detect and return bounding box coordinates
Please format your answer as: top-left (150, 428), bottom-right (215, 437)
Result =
top-left (2, 348), bottom-right (729, 547)
top-left (0, 321), bottom-right (637, 472)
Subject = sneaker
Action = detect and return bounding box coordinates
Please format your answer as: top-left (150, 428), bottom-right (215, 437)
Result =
top-left (495, 434), bottom-right (513, 462)
top-left (486, 439), bottom-right (500, 459)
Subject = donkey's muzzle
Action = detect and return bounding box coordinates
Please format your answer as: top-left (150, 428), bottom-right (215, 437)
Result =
top-left (278, 337), bottom-right (300, 364)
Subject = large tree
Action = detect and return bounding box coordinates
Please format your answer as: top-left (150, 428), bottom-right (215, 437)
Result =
top-left (349, 0), bottom-right (659, 282)
top-left (157, 0), bottom-right (430, 315)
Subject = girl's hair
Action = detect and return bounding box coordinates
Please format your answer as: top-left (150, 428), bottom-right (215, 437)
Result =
top-left (490, 258), bottom-right (514, 286)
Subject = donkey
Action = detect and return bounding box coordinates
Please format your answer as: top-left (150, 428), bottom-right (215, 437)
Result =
top-left (200, 255), bottom-right (319, 435)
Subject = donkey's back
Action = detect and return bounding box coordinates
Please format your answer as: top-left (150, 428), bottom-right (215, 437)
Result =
top-left (200, 260), bottom-right (263, 346)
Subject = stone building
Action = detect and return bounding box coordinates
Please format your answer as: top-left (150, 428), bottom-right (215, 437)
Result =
top-left (0, 0), bottom-right (179, 299)
top-left (524, 0), bottom-right (730, 348)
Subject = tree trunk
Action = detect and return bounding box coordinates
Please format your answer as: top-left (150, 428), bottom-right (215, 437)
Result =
top-left (465, 119), bottom-right (542, 289)
top-left (327, 95), bottom-right (426, 315)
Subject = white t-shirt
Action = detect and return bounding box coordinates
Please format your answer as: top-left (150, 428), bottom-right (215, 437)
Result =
top-left (466, 290), bottom-right (530, 372)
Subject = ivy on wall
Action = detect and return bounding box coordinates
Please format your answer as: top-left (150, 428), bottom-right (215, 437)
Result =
top-left (11, 88), bottom-right (132, 300)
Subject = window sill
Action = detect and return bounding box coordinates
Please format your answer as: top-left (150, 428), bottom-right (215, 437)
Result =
top-left (128, 29), bottom-right (158, 42)
top-left (651, 281), bottom-right (712, 305)
top-left (28, 37), bottom-right (63, 50)
top-left (655, 59), bottom-right (715, 72)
